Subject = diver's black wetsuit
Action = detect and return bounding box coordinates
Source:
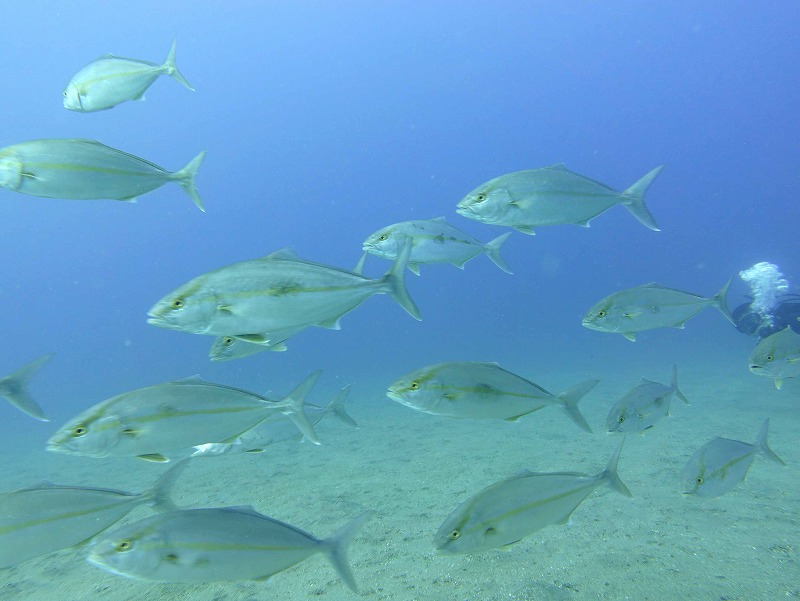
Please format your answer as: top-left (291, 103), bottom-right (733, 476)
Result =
top-left (732, 294), bottom-right (800, 338)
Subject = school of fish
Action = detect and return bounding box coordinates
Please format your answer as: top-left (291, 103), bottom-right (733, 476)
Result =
top-left (0, 40), bottom-right (790, 593)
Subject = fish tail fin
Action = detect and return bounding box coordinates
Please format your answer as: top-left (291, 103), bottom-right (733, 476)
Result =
top-left (323, 511), bottom-right (372, 593)
top-left (602, 438), bottom-right (633, 497)
top-left (326, 384), bottom-right (359, 428)
top-left (755, 418), bottom-right (786, 465)
top-left (671, 365), bottom-right (690, 405)
top-left (174, 149), bottom-right (207, 212)
top-left (555, 379), bottom-right (598, 433)
top-left (711, 277), bottom-right (735, 325)
top-left (484, 232), bottom-right (513, 274)
top-left (147, 458), bottom-right (190, 511)
top-left (278, 370), bottom-right (322, 445)
top-left (162, 39), bottom-right (194, 90)
top-left (381, 238), bottom-right (421, 320)
top-left (619, 165), bottom-right (663, 232)
top-left (0, 354), bottom-right (54, 421)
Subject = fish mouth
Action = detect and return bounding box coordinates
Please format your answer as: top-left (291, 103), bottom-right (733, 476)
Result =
top-left (146, 315), bottom-right (179, 330)
top-left (748, 365), bottom-right (763, 372)
top-left (455, 204), bottom-right (474, 216)
top-left (362, 243), bottom-right (378, 252)
top-left (385, 390), bottom-right (404, 403)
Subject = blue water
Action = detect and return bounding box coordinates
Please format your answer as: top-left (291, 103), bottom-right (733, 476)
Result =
top-left (1, 3), bottom-right (798, 600)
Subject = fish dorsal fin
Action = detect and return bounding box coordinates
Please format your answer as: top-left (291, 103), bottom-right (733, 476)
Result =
top-left (431, 216), bottom-right (447, 222)
top-left (171, 375), bottom-right (208, 385)
top-left (263, 248), bottom-right (300, 261)
top-left (96, 53), bottom-right (118, 60)
top-left (543, 163), bottom-right (568, 170)
top-left (223, 505), bottom-right (264, 518)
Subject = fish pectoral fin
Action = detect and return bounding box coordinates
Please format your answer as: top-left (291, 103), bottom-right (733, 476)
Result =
top-left (121, 428), bottom-right (141, 437)
top-left (235, 333), bottom-right (271, 344)
top-left (217, 304), bottom-right (235, 315)
top-left (623, 312), bottom-right (641, 319)
top-left (787, 357), bottom-right (800, 363)
top-left (244, 448), bottom-right (265, 453)
top-left (137, 454), bottom-right (170, 463)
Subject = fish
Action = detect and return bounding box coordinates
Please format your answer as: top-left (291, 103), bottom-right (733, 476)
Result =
top-left (0, 354), bottom-right (53, 421)
top-left (0, 139), bottom-right (206, 211)
top-left (47, 371), bottom-right (322, 462)
top-left (63, 40), bottom-right (193, 112)
top-left (606, 365), bottom-right (689, 433)
top-left (87, 507), bottom-right (371, 591)
top-left (456, 164), bottom-right (662, 235)
top-left (208, 325), bottom-right (307, 362)
top-left (147, 241), bottom-right (420, 339)
top-left (0, 460), bottom-right (186, 568)
top-left (582, 280), bottom-right (734, 341)
top-left (434, 440), bottom-right (631, 553)
top-left (682, 419), bottom-right (785, 498)
top-left (191, 384), bottom-right (357, 457)
top-left (386, 362), bottom-right (596, 432)
top-left (749, 326), bottom-right (800, 389)
top-left (362, 217), bottom-right (512, 275)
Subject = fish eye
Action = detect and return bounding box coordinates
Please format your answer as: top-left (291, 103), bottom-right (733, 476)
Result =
top-left (378, 234), bottom-right (388, 241)
top-left (617, 415), bottom-right (625, 423)
top-left (410, 382), bottom-right (420, 390)
top-left (63, 90), bottom-right (67, 97)
top-left (171, 298), bottom-right (185, 309)
top-left (696, 477), bottom-right (703, 485)
top-left (449, 529), bottom-right (461, 540)
top-left (223, 336), bottom-right (234, 346)
top-left (72, 424), bottom-right (88, 437)
top-left (597, 309), bottom-right (607, 318)
top-left (475, 193), bottom-right (487, 203)
top-left (766, 354), bottom-right (773, 362)
top-left (115, 540), bottom-right (133, 552)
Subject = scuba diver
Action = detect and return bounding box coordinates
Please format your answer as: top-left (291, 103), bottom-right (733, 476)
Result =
top-left (733, 262), bottom-right (800, 339)
top-left (732, 293), bottom-right (800, 339)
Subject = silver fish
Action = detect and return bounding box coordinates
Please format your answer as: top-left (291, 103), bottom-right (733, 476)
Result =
top-left (362, 217), bottom-right (512, 275)
top-left (749, 326), bottom-right (800, 389)
top-left (192, 384), bottom-right (357, 457)
top-left (0, 139), bottom-right (206, 211)
top-left (386, 362), bottom-right (596, 432)
top-left (582, 280), bottom-right (734, 341)
top-left (47, 371), bottom-right (322, 462)
top-left (87, 507), bottom-right (371, 591)
top-left (606, 365), bottom-right (689, 433)
top-left (208, 325), bottom-right (306, 362)
top-left (147, 241), bottom-right (420, 339)
top-left (682, 419), bottom-right (785, 497)
top-left (0, 460), bottom-right (186, 568)
top-left (456, 164), bottom-right (662, 235)
top-left (435, 440), bottom-right (631, 553)
top-left (63, 40), bottom-right (193, 112)
top-left (0, 354), bottom-right (53, 421)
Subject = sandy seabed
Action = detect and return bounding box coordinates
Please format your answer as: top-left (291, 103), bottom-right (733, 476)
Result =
top-left (1, 359), bottom-right (797, 601)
